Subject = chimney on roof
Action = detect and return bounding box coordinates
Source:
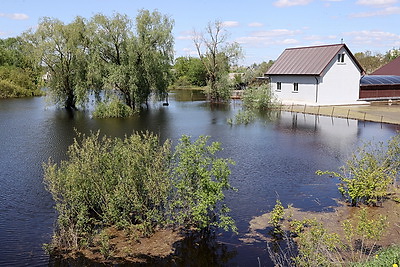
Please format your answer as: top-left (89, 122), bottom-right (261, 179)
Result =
top-left (341, 38), bottom-right (344, 44)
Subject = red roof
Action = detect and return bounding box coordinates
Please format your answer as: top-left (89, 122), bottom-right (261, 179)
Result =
top-left (371, 56), bottom-right (400, 75)
top-left (266, 43), bottom-right (363, 76)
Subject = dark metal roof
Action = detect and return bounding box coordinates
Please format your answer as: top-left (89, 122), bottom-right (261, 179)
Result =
top-left (266, 43), bottom-right (364, 76)
top-left (360, 75), bottom-right (400, 85)
top-left (371, 56), bottom-right (400, 75)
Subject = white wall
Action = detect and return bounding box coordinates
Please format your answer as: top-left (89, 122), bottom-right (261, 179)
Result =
top-left (317, 47), bottom-right (361, 105)
top-left (270, 75), bottom-right (317, 104)
top-left (270, 47), bottom-right (362, 105)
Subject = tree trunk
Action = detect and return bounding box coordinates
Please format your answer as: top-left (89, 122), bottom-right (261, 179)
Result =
top-left (65, 89), bottom-right (76, 110)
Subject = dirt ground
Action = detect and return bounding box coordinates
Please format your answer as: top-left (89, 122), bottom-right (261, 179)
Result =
top-left (58, 228), bottom-right (184, 264)
top-left (279, 101), bottom-right (400, 125)
top-left (241, 196), bottom-right (400, 252)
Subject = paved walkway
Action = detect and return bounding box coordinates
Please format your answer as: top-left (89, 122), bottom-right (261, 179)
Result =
top-left (278, 103), bottom-right (400, 125)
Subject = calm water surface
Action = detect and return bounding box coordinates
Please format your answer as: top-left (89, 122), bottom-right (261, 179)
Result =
top-left (0, 91), bottom-right (399, 266)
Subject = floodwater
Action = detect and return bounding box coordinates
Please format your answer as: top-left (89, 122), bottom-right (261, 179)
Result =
top-left (0, 90), bottom-right (399, 266)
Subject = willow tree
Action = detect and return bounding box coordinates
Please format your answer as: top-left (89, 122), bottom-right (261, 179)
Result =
top-left (193, 21), bottom-right (242, 102)
top-left (88, 10), bottom-right (174, 110)
top-left (26, 17), bottom-right (89, 109)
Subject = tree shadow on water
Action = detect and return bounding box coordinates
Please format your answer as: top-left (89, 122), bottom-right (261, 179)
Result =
top-left (48, 231), bottom-right (238, 267)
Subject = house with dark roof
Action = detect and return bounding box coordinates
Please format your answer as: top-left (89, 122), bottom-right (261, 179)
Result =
top-left (359, 56), bottom-right (400, 100)
top-left (265, 44), bottom-right (365, 105)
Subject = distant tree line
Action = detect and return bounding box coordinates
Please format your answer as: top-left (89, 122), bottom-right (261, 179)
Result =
top-left (355, 48), bottom-right (400, 74)
top-left (0, 37), bottom-right (43, 98)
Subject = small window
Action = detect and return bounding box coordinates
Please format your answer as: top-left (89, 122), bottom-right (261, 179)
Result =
top-left (293, 83), bottom-right (298, 92)
top-left (337, 53), bottom-right (345, 63)
top-left (276, 82), bottom-right (281, 91)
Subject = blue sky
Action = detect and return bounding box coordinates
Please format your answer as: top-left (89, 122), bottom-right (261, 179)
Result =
top-left (1, 0), bottom-right (399, 65)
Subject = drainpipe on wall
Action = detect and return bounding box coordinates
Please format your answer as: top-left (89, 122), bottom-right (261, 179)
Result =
top-left (314, 76), bottom-right (319, 103)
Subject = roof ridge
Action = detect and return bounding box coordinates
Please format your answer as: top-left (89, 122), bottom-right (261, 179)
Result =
top-left (286, 43), bottom-right (344, 50)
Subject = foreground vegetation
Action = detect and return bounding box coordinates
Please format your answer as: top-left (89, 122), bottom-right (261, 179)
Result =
top-left (265, 134), bottom-right (400, 266)
top-left (43, 131), bottom-right (236, 260)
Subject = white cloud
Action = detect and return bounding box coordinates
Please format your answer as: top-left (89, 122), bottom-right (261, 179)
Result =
top-left (252, 29), bottom-right (302, 37)
top-left (222, 21), bottom-right (239, 27)
top-left (236, 28), bottom-right (302, 47)
top-left (0, 13), bottom-right (29, 20)
top-left (356, 0), bottom-right (398, 6)
top-left (282, 39), bottom-right (299, 44)
top-left (351, 6), bottom-right (400, 17)
top-left (177, 35), bottom-right (194, 40)
top-left (344, 30), bottom-right (400, 46)
top-left (182, 47), bottom-right (198, 56)
top-left (248, 22), bottom-right (264, 27)
top-left (273, 0), bottom-right (313, 7)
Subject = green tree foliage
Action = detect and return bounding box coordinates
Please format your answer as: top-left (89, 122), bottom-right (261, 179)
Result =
top-left (0, 37), bottom-right (43, 98)
top-left (88, 10), bottom-right (174, 110)
top-left (171, 135), bottom-right (237, 233)
top-left (267, 206), bottom-right (389, 266)
top-left (243, 60), bottom-right (274, 85)
top-left (193, 20), bottom-right (243, 102)
top-left (355, 48), bottom-right (400, 74)
top-left (25, 10), bottom-right (174, 113)
top-left (92, 96), bottom-right (134, 118)
top-left (317, 134), bottom-right (400, 206)
top-left (43, 131), bottom-right (236, 251)
top-left (25, 16), bottom-right (89, 109)
top-left (0, 66), bottom-right (43, 98)
top-left (269, 199), bottom-right (285, 235)
top-left (228, 84), bottom-right (277, 125)
top-left (174, 56), bottom-right (207, 87)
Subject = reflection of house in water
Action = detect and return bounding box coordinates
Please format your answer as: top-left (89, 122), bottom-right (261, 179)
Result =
top-left (275, 111), bottom-right (359, 153)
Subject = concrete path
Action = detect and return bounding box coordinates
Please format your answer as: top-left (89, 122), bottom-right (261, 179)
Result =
top-left (278, 103), bottom-right (400, 125)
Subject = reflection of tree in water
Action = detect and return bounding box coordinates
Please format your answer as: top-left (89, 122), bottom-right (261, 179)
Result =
top-left (171, 231), bottom-right (238, 266)
top-left (48, 231), bottom-right (237, 266)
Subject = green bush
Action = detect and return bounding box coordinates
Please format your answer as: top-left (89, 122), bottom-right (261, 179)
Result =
top-left (317, 135), bottom-right (400, 206)
top-left (242, 84), bottom-right (277, 110)
top-left (0, 66), bottom-right (43, 98)
top-left (43, 131), bottom-right (236, 251)
top-left (0, 79), bottom-right (43, 98)
top-left (92, 98), bottom-right (134, 118)
top-left (352, 245), bottom-right (400, 267)
top-left (171, 135), bottom-right (237, 233)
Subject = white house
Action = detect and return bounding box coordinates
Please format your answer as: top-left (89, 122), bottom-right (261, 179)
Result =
top-left (265, 44), bottom-right (365, 105)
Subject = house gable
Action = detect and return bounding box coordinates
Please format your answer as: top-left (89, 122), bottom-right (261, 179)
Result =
top-left (266, 44), bottom-right (364, 76)
top-left (267, 44), bottom-right (364, 105)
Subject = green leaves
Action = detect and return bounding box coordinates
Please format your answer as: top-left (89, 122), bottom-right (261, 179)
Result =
top-left (317, 135), bottom-right (400, 206)
top-left (43, 132), bottom-right (237, 250)
top-left (171, 135), bottom-right (236, 232)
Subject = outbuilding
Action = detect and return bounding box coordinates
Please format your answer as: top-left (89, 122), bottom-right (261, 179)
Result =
top-left (265, 44), bottom-right (364, 105)
top-left (359, 56), bottom-right (400, 101)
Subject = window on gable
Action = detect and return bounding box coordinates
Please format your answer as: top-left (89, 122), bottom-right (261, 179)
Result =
top-left (293, 83), bottom-right (298, 92)
top-left (337, 53), bottom-right (345, 63)
top-left (276, 82), bottom-right (281, 91)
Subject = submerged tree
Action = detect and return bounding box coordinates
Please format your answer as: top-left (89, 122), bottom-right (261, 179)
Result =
top-left (88, 10), bottom-right (174, 110)
top-left (26, 16), bottom-right (89, 109)
top-left (25, 10), bottom-right (174, 113)
top-left (193, 20), bottom-right (242, 102)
